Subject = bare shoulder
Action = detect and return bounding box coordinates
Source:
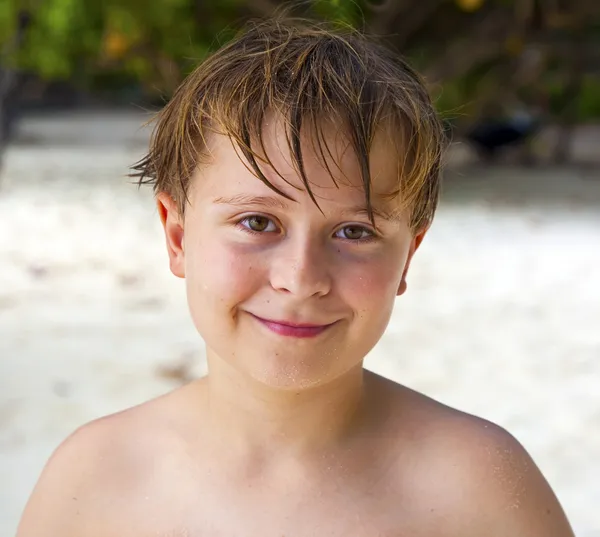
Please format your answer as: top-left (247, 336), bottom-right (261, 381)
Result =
top-left (426, 409), bottom-right (574, 536)
top-left (368, 372), bottom-right (575, 537)
top-left (16, 384), bottom-right (196, 537)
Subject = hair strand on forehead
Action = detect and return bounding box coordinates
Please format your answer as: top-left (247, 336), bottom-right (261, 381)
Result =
top-left (130, 16), bottom-right (446, 231)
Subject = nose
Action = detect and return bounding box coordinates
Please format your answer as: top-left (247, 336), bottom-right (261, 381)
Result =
top-left (269, 234), bottom-right (332, 299)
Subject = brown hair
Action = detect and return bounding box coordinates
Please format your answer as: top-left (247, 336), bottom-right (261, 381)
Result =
top-left (130, 17), bottom-right (445, 231)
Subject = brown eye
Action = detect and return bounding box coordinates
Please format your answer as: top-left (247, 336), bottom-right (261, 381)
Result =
top-left (240, 215), bottom-right (276, 233)
top-left (341, 225), bottom-right (367, 240)
top-left (248, 216), bottom-right (269, 231)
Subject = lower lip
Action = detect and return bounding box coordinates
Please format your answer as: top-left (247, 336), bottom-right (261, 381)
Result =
top-left (251, 315), bottom-right (333, 338)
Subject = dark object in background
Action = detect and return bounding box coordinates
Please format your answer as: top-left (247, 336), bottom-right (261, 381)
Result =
top-left (465, 110), bottom-right (541, 162)
top-left (0, 9), bottom-right (32, 162)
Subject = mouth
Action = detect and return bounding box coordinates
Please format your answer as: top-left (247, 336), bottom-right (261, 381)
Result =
top-left (248, 313), bottom-right (336, 338)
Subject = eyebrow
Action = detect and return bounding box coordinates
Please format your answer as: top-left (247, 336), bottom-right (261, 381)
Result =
top-left (212, 194), bottom-right (291, 210)
top-left (213, 194), bottom-right (398, 222)
top-left (340, 206), bottom-right (399, 222)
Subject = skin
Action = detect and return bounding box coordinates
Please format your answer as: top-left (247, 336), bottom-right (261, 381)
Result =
top-left (16, 117), bottom-right (575, 537)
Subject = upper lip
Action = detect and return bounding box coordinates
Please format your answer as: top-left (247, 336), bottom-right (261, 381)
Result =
top-left (249, 313), bottom-right (334, 328)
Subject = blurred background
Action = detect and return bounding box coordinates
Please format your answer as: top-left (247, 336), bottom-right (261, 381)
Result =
top-left (1, 0), bottom-right (599, 535)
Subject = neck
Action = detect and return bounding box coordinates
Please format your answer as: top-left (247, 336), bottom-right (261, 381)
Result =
top-left (201, 352), bottom-right (368, 460)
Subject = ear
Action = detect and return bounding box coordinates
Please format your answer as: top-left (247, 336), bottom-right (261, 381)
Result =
top-left (397, 227), bottom-right (428, 296)
top-left (157, 192), bottom-right (185, 279)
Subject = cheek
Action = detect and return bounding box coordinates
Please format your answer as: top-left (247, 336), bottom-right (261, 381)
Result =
top-left (184, 235), bottom-right (264, 310)
top-left (343, 256), bottom-right (404, 304)
top-left (338, 251), bottom-right (407, 338)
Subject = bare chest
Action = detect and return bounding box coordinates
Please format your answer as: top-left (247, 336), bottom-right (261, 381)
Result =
top-left (111, 482), bottom-right (443, 537)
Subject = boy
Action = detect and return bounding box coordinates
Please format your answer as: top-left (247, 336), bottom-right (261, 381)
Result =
top-left (17, 18), bottom-right (574, 537)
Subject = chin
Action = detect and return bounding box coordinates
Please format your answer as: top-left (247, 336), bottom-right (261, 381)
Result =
top-left (238, 345), bottom-right (360, 392)
top-left (247, 356), bottom-right (331, 391)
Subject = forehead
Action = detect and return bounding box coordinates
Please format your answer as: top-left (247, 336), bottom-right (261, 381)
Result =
top-left (194, 114), bottom-right (402, 209)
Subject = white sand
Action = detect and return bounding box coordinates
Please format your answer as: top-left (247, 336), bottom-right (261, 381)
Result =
top-left (1, 112), bottom-right (599, 536)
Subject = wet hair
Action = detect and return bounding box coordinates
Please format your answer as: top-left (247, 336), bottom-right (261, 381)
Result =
top-left (130, 16), bottom-right (445, 231)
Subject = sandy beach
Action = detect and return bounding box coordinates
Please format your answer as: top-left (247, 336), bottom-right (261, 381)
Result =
top-left (1, 112), bottom-right (599, 536)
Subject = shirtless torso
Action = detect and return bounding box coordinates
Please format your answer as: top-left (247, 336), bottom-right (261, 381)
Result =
top-left (16, 371), bottom-right (574, 537)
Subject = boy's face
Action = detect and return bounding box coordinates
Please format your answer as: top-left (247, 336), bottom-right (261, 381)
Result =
top-left (158, 118), bottom-right (426, 390)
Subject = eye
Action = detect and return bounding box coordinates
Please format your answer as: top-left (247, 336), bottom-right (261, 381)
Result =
top-left (238, 215), bottom-right (278, 233)
top-left (335, 225), bottom-right (374, 241)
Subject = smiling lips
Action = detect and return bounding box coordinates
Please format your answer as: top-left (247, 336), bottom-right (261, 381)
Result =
top-left (249, 313), bottom-right (335, 338)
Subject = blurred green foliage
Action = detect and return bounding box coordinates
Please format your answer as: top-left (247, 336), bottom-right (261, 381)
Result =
top-left (1, 0), bottom-right (598, 119)
top-left (1, 0), bottom-right (213, 91)
top-left (0, 0), bottom-right (360, 94)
